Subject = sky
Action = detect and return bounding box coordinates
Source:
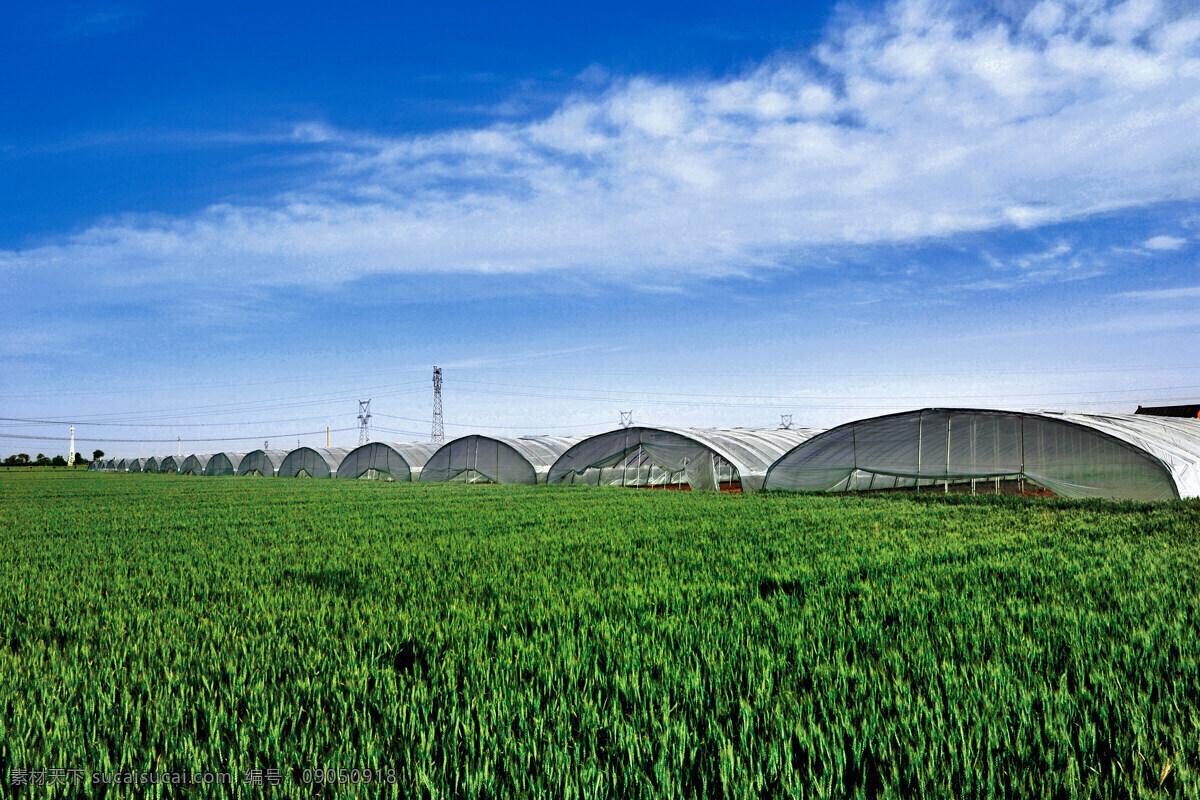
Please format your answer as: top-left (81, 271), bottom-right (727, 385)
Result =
top-left (3, 0), bottom-right (1200, 458)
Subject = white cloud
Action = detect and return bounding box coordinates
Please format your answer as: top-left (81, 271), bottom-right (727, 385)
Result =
top-left (1121, 285), bottom-right (1200, 300)
top-left (1143, 235), bottom-right (1188, 250)
top-left (6, 0), bottom-right (1200, 298)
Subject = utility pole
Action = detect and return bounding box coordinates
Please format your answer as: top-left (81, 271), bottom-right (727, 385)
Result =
top-left (67, 425), bottom-right (75, 466)
top-left (620, 411), bottom-right (633, 429)
top-left (358, 399), bottom-right (372, 445)
top-left (431, 367), bottom-right (444, 444)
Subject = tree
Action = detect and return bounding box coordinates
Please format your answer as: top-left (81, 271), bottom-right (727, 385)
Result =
top-left (75, 452), bottom-right (85, 466)
top-left (51, 455), bottom-right (67, 467)
top-left (2, 454), bottom-right (30, 466)
top-left (35, 453), bottom-right (51, 466)
top-left (93, 449), bottom-right (105, 461)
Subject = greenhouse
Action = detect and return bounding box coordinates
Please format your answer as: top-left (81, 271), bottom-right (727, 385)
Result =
top-left (236, 449), bottom-right (292, 477)
top-left (548, 427), bottom-right (823, 492)
top-left (88, 460), bottom-right (101, 471)
top-left (143, 457), bottom-right (159, 473)
top-left (420, 435), bottom-right (584, 485)
top-left (115, 458), bottom-right (129, 472)
top-left (179, 454), bottom-right (211, 475)
top-left (277, 446), bottom-right (354, 478)
top-left (158, 455), bottom-right (183, 473)
top-left (203, 452), bottom-right (247, 477)
top-left (335, 441), bottom-right (437, 481)
top-left (763, 408), bottom-right (1200, 501)
top-left (127, 458), bottom-right (147, 473)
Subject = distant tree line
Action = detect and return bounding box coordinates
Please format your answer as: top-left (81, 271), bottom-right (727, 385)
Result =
top-left (2, 452), bottom-right (88, 467)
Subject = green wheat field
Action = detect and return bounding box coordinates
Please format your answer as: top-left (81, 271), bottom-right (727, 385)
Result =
top-left (1, 469), bottom-right (1198, 798)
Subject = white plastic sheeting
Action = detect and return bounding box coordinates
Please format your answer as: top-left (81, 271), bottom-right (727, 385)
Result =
top-left (237, 449), bottom-right (292, 476)
top-left (277, 446), bottom-right (354, 478)
top-left (179, 454), bottom-right (212, 475)
top-left (420, 435), bottom-right (584, 485)
top-left (764, 408), bottom-right (1200, 501)
top-left (336, 441), bottom-right (437, 481)
top-left (204, 452), bottom-right (248, 477)
top-left (548, 427), bottom-right (824, 492)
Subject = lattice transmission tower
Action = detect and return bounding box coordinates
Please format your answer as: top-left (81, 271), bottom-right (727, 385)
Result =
top-left (67, 425), bottom-right (75, 466)
top-left (780, 414), bottom-right (794, 430)
top-left (357, 400), bottom-right (372, 445)
top-left (620, 411), bottom-right (633, 429)
top-left (431, 367), bottom-right (444, 444)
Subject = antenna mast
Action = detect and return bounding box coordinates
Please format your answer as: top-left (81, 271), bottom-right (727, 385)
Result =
top-left (358, 399), bottom-right (372, 445)
top-left (431, 367), bottom-right (444, 444)
top-left (67, 425), bottom-right (75, 466)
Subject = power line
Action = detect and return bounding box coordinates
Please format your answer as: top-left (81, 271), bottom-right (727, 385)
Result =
top-left (0, 414), bottom-right (356, 429)
top-left (448, 378), bottom-right (1200, 402)
top-left (0, 428), bottom-right (356, 444)
top-left (373, 412), bottom-right (612, 430)
top-left (7, 382), bottom-right (427, 424)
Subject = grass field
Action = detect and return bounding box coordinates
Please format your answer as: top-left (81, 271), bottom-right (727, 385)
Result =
top-left (1, 469), bottom-right (1198, 798)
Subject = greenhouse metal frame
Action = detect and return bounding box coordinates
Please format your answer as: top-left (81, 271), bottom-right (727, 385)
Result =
top-left (179, 454), bottom-right (212, 475)
top-left (548, 427), bottom-right (824, 492)
top-left (277, 446), bottom-right (354, 479)
top-left (203, 452), bottom-right (248, 477)
top-left (158, 455), bottom-right (183, 474)
top-left (420, 435), bottom-right (584, 485)
top-left (237, 449), bottom-right (292, 477)
top-left (335, 441), bottom-right (438, 482)
top-left (764, 408), bottom-right (1200, 501)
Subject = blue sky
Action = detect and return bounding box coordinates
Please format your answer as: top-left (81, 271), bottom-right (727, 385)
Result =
top-left (3, 0), bottom-right (1199, 457)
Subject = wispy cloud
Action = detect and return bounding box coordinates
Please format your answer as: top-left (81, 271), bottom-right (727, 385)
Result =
top-left (6, 0), bottom-right (1200, 303)
top-left (57, 4), bottom-right (141, 40)
top-left (1143, 235), bottom-right (1188, 251)
top-left (1120, 285), bottom-right (1200, 301)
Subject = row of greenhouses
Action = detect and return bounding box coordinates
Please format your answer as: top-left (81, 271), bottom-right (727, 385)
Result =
top-left (90, 408), bottom-right (1200, 501)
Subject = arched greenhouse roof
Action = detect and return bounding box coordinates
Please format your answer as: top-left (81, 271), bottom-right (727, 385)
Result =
top-left (204, 452), bottom-right (247, 477)
top-left (548, 426), bottom-right (824, 492)
top-left (336, 441), bottom-right (438, 481)
top-left (277, 446), bottom-right (354, 478)
top-left (127, 458), bottom-right (147, 473)
top-left (420, 435), bottom-right (584, 485)
top-left (158, 455), bottom-right (183, 473)
top-left (763, 408), bottom-right (1200, 501)
top-left (179, 454), bottom-right (212, 475)
top-left (88, 460), bottom-right (101, 471)
top-left (237, 449), bottom-right (292, 476)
